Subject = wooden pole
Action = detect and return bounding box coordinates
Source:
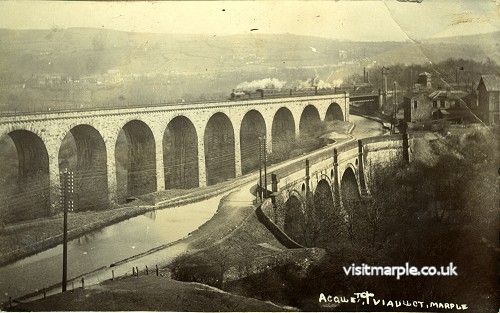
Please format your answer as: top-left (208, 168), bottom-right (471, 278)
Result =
top-left (61, 169), bottom-right (73, 292)
top-left (263, 136), bottom-right (267, 198)
top-left (259, 136), bottom-right (263, 201)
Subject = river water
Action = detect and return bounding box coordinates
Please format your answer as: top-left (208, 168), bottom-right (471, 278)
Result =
top-left (0, 193), bottom-right (228, 303)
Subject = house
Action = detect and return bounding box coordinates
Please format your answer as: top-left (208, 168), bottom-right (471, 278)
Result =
top-left (476, 74), bottom-right (500, 125)
top-left (403, 89), bottom-right (473, 123)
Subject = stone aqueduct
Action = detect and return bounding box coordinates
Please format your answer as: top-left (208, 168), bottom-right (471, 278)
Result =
top-left (260, 134), bottom-right (413, 239)
top-left (0, 94), bottom-right (348, 221)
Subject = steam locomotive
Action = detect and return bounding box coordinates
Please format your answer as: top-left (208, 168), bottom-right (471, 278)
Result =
top-left (230, 86), bottom-right (337, 101)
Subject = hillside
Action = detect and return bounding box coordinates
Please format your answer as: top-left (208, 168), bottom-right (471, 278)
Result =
top-left (0, 28), bottom-right (498, 110)
top-left (1, 28), bottom-right (498, 78)
top-left (420, 31), bottom-right (500, 64)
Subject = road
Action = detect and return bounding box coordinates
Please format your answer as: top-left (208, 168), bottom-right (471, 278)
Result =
top-left (0, 115), bottom-right (385, 305)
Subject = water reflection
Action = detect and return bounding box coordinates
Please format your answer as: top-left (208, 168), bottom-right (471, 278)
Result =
top-left (144, 210), bottom-right (157, 221)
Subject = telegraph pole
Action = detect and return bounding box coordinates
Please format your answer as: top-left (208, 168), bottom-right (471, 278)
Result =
top-left (381, 66), bottom-right (389, 112)
top-left (263, 135), bottom-right (267, 198)
top-left (392, 81), bottom-right (398, 133)
top-left (258, 136), bottom-right (263, 201)
top-left (61, 168), bottom-right (74, 292)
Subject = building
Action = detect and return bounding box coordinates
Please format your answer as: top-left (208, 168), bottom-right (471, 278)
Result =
top-left (476, 74), bottom-right (500, 125)
top-left (417, 72), bottom-right (432, 88)
top-left (403, 89), bottom-right (472, 123)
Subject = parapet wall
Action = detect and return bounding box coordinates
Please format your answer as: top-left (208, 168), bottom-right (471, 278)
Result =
top-left (256, 199), bottom-right (302, 249)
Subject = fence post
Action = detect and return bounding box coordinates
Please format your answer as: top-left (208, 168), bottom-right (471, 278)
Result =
top-left (271, 174), bottom-right (278, 207)
top-left (112, 270), bottom-right (115, 281)
top-left (145, 266), bottom-right (149, 275)
top-left (81, 277), bottom-right (85, 289)
top-left (305, 159), bottom-right (310, 194)
top-left (402, 125), bottom-right (409, 164)
top-left (156, 265), bottom-right (159, 276)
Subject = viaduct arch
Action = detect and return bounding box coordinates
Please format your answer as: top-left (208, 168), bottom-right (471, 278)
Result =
top-left (299, 105), bottom-right (321, 135)
top-left (0, 130), bottom-right (50, 222)
top-left (0, 93), bottom-right (349, 223)
top-left (240, 110), bottom-right (266, 175)
top-left (116, 120), bottom-right (157, 203)
top-left (204, 112), bottom-right (236, 186)
top-left (325, 102), bottom-right (344, 121)
top-left (59, 124), bottom-right (109, 211)
top-left (271, 107), bottom-right (295, 155)
top-left (164, 116), bottom-right (199, 189)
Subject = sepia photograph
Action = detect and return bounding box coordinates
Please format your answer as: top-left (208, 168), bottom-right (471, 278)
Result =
top-left (0, 0), bottom-right (498, 311)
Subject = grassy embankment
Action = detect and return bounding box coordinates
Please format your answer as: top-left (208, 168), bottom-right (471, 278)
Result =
top-left (11, 276), bottom-right (292, 312)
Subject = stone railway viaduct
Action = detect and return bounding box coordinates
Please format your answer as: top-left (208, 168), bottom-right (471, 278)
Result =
top-left (0, 93), bottom-right (349, 222)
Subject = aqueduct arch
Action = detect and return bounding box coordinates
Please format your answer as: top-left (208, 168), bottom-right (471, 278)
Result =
top-left (340, 167), bottom-right (360, 205)
top-left (283, 193), bottom-right (307, 246)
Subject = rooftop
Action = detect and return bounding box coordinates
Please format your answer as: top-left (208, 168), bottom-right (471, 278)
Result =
top-left (479, 74), bottom-right (500, 92)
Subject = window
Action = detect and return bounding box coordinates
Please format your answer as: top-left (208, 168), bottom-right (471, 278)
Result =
top-left (433, 101), bottom-right (437, 108)
top-left (413, 100), bottom-right (418, 109)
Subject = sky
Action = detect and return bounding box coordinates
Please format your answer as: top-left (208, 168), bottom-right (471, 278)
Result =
top-left (0, 0), bottom-right (498, 42)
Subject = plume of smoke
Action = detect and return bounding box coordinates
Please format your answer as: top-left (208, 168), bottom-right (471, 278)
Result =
top-left (330, 79), bottom-right (344, 87)
top-left (236, 78), bottom-right (287, 92)
top-left (291, 76), bottom-right (342, 90)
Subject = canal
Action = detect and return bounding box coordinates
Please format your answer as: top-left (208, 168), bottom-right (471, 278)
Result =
top-left (0, 192), bottom-right (228, 303)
